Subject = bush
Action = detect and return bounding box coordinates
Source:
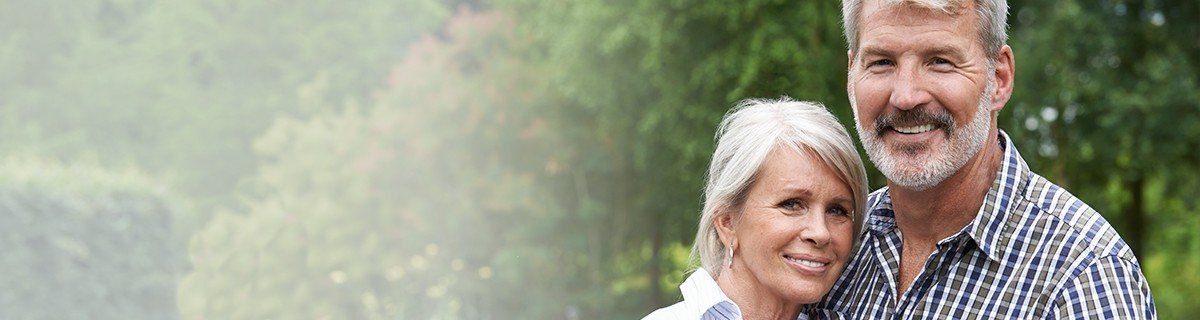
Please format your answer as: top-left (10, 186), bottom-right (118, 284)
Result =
top-left (0, 158), bottom-right (183, 319)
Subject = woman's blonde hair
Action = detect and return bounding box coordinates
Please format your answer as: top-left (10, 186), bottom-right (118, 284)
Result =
top-left (693, 97), bottom-right (869, 277)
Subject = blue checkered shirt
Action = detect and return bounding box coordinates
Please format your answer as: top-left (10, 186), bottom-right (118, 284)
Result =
top-left (813, 131), bottom-right (1156, 319)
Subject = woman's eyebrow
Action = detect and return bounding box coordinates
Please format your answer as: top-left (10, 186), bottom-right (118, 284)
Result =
top-left (831, 197), bottom-right (853, 207)
top-left (778, 186), bottom-right (814, 197)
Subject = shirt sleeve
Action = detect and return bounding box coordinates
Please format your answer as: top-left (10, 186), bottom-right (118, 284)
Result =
top-left (1045, 254), bottom-right (1157, 319)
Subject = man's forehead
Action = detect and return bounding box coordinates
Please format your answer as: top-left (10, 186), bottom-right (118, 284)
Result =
top-left (857, 0), bottom-right (980, 43)
top-left (852, 0), bottom-right (984, 59)
top-left (863, 0), bottom-right (971, 16)
top-left (861, 0), bottom-right (971, 24)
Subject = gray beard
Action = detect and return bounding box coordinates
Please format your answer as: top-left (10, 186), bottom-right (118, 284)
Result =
top-left (852, 79), bottom-right (995, 191)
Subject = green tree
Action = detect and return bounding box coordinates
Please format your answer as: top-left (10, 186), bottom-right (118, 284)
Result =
top-left (504, 0), bottom-right (1200, 316)
top-left (501, 0), bottom-right (856, 312)
top-left (1006, 0), bottom-right (1200, 317)
top-left (0, 0), bottom-right (449, 214)
top-left (0, 158), bottom-right (183, 319)
top-left (179, 8), bottom-right (583, 318)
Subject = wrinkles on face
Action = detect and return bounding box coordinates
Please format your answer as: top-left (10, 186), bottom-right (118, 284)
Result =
top-left (855, 5), bottom-right (992, 114)
top-left (852, 3), bottom-right (991, 91)
top-left (847, 0), bottom-right (998, 191)
top-left (726, 147), bottom-right (856, 305)
top-left (855, 32), bottom-right (987, 87)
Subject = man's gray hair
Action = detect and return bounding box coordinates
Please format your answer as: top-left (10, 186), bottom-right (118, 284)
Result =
top-left (842, 0), bottom-right (1009, 61)
top-left (693, 97), bottom-right (869, 277)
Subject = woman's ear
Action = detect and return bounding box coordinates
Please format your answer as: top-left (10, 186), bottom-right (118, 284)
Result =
top-left (714, 209), bottom-right (738, 248)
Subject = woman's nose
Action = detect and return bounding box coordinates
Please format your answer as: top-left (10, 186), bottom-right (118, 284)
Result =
top-left (801, 213), bottom-right (833, 247)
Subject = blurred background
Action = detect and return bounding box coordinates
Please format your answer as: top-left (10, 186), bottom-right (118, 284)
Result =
top-left (0, 0), bottom-right (1196, 319)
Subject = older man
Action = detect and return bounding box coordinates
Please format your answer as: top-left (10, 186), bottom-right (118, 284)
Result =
top-left (814, 0), bottom-right (1157, 319)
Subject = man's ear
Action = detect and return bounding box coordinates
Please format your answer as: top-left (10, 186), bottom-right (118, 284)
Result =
top-left (847, 50), bottom-right (855, 73)
top-left (847, 49), bottom-right (856, 93)
top-left (991, 45), bottom-right (1016, 113)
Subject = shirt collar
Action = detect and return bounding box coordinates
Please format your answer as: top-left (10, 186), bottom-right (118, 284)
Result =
top-left (863, 130), bottom-right (1031, 262)
top-left (680, 268), bottom-right (742, 319)
top-left (966, 129), bottom-right (1031, 262)
top-left (864, 189), bottom-right (897, 236)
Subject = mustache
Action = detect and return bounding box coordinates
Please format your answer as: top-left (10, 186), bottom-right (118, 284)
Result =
top-left (874, 108), bottom-right (956, 135)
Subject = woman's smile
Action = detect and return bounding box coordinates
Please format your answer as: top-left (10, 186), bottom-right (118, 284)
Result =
top-left (782, 253), bottom-right (833, 276)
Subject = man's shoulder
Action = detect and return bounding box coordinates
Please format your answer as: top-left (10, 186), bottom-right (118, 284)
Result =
top-left (1018, 173), bottom-right (1137, 262)
top-left (1021, 174), bottom-right (1157, 318)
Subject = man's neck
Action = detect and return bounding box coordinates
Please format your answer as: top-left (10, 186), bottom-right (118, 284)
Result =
top-left (715, 267), bottom-right (802, 320)
top-left (889, 133), bottom-right (1004, 245)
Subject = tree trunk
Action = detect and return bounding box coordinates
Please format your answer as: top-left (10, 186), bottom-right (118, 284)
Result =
top-left (1125, 176), bottom-right (1146, 260)
top-left (649, 220), bottom-right (663, 309)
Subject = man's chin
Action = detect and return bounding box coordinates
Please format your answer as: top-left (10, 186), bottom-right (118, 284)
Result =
top-left (877, 155), bottom-right (947, 191)
top-left (883, 145), bottom-right (933, 164)
top-left (885, 173), bottom-right (940, 191)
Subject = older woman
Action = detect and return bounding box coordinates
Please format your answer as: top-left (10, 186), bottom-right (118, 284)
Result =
top-left (644, 98), bottom-right (868, 320)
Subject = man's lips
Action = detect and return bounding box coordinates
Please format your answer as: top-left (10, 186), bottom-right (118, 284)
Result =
top-left (873, 108), bottom-right (956, 137)
top-left (893, 124), bottom-right (937, 134)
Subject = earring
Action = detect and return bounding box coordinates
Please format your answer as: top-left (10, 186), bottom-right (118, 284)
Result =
top-left (724, 244), bottom-right (734, 269)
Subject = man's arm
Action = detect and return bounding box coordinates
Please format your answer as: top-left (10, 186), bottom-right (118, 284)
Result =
top-left (1045, 254), bottom-right (1157, 319)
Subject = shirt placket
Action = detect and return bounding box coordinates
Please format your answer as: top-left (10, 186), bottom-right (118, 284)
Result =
top-left (893, 235), bottom-right (966, 319)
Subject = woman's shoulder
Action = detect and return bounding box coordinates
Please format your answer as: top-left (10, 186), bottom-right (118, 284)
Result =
top-left (641, 268), bottom-right (730, 320)
top-left (641, 301), bottom-right (688, 320)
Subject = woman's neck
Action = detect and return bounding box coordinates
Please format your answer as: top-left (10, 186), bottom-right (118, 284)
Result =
top-left (714, 266), bottom-right (802, 320)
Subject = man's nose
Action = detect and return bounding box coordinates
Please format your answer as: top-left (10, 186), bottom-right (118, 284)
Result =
top-left (888, 66), bottom-right (933, 110)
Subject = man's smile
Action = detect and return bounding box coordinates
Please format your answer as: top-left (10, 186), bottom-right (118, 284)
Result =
top-left (893, 124), bottom-right (936, 134)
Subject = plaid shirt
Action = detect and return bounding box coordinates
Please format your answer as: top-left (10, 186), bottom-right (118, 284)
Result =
top-left (814, 131), bottom-right (1156, 319)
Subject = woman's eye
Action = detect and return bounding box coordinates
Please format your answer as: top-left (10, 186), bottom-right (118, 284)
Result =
top-left (779, 199), bottom-right (806, 211)
top-left (827, 205), bottom-right (851, 217)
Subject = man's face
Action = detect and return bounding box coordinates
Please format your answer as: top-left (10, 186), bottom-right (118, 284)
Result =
top-left (848, 1), bottom-right (999, 191)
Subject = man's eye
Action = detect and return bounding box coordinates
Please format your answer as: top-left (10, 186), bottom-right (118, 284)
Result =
top-left (931, 57), bottom-right (952, 65)
top-left (868, 59), bottom-right (894, 68)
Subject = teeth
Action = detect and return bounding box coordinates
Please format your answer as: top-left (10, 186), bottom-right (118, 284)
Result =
top-left (785, 256), bottom-right (828, 267)
top-left (895, 124), bottom-right (935, 134)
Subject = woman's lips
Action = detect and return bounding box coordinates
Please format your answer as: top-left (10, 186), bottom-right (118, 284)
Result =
top-left (783, 253), bottom-right (832, 276)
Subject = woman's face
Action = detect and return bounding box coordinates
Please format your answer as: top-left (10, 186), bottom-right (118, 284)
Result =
top-left (720, 147), bottom-right (856, 304)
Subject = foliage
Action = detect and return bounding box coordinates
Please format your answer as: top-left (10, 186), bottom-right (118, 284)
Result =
top-left (2, 0), bottom-right (1197, 318)
top-left (499, 0), bottom-right (857, 313)
top-left (1006, 0), bottom-right (1200, 316)
top-left (0, 0), bottom-right (450, 213)
top-left (0, 158), bottom-right (182, 319)
top-left (178, 8), bottom-right (581, 319)
top-left (179, 0), bottom-right (1200, 318)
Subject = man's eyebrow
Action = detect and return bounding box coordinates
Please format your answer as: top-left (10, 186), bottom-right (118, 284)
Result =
top-left (857, 45), bottom-right (970, 60)
top-left (858, 46), bottom-right (893, 58)
top-left (925, 45), bottom-right (968, 60)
